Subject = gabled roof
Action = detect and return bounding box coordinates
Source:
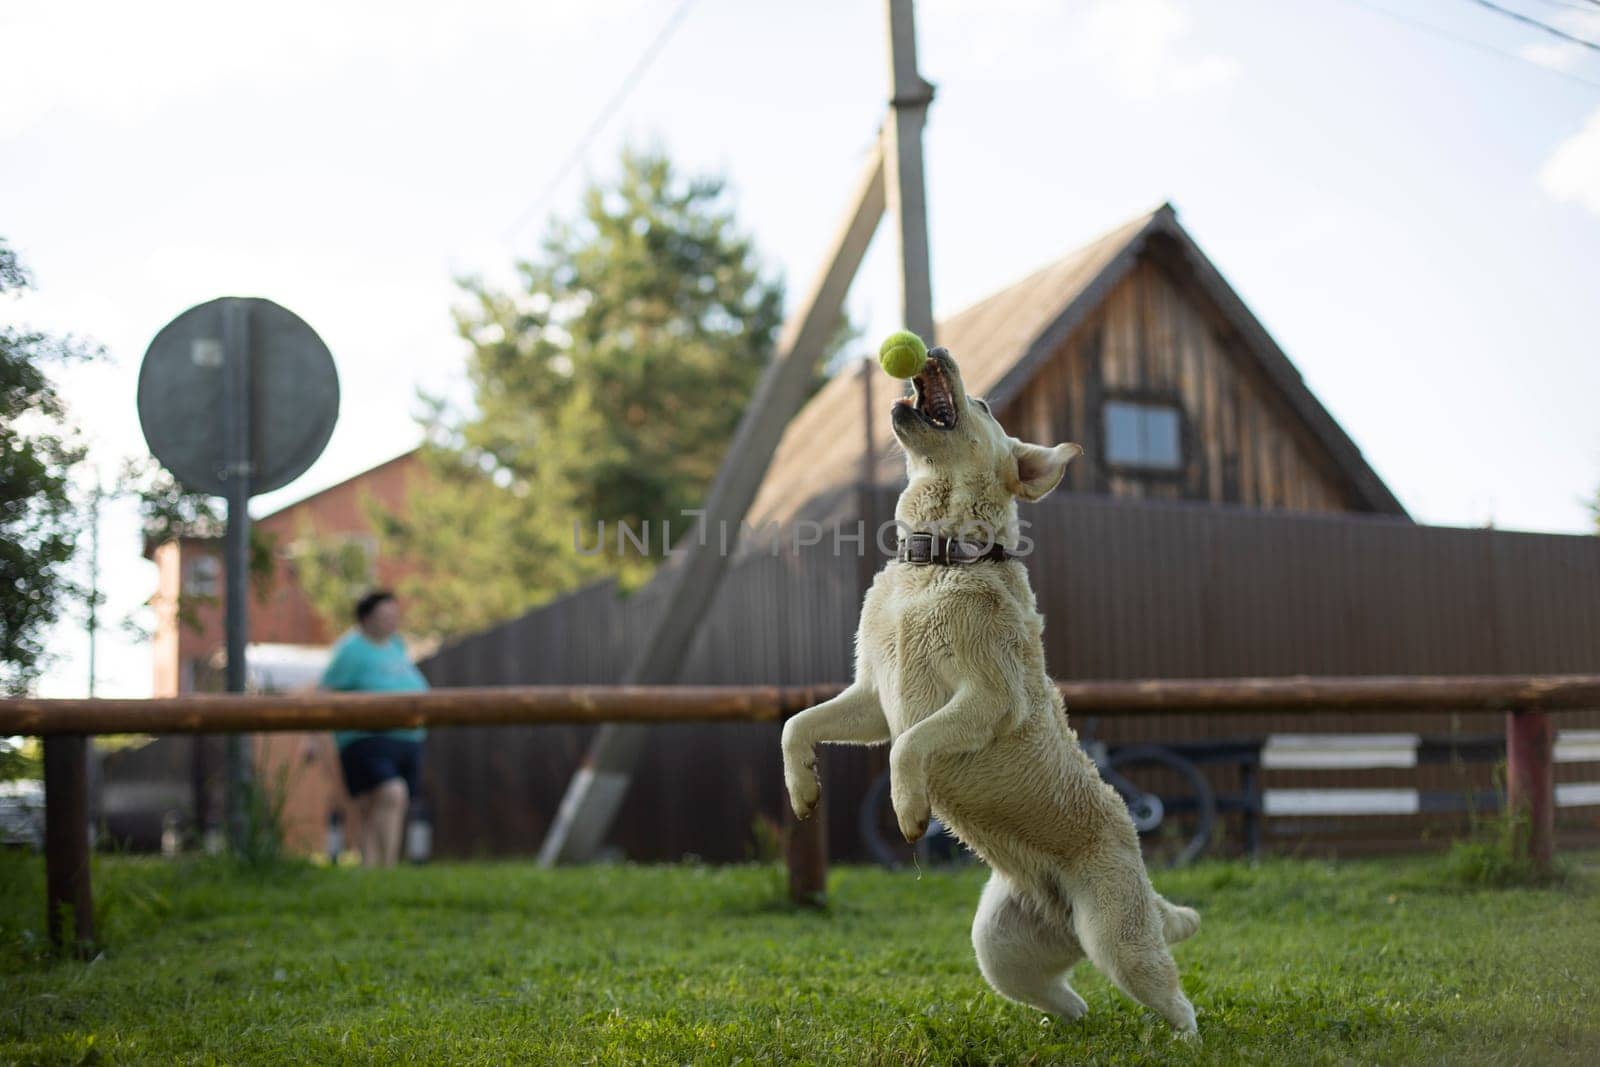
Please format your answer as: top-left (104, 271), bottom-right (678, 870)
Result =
top-left (141, 448), bottom-right (423, 560)
top-left (254, 447), bottom-right (421, 524)
top-left (746, 204), bottom-right (1404, 526)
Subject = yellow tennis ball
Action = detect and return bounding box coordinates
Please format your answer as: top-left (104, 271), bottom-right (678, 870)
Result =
top-left (878, 330), bottom-right (928, 379)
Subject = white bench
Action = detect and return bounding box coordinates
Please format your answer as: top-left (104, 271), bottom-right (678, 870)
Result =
top-left (1258, 730), bottom-right (1600, 818)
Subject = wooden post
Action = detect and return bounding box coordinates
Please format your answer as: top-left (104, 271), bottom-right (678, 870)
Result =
top-left (1505, 709), bottom-right (1554, 872)
top-left (785, 763), bottom-right (828, 908)
top-left (856, 356), bottom-right (883, 598)
top-left (536, 147), bottom-right (888, 868)
top-left (43, 735), bottom-right (94, 955)
top-left (883, 0), bottom-right (936, 343)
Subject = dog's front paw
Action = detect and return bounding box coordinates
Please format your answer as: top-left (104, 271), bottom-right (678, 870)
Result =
top-left (891, 776), bottom-right (931, 844)
top-left (785, 759), bottom-right (821, 820)
top-left (781, 722), bottom-right (821, 819)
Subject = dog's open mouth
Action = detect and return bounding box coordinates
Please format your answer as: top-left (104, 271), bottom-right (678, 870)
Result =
top-left (896, 358), bottom-right (959, 431)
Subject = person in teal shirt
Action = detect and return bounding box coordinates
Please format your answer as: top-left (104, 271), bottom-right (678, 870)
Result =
top-left (321, 590), bottom-right (428, 867)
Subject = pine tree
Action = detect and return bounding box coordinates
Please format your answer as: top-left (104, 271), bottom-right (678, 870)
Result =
top-left (377, 148), bottom-right (799, 639)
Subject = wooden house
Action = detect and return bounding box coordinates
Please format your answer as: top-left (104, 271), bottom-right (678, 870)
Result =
top-left (747, 203), bottom-right (1402, 530)
top-left (418, 205), bottom-right (1600, 862)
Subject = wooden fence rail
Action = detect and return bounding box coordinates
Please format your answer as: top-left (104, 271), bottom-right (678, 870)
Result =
top-left (7, 675), bottom-right (1600, 736)
top-left (3, 673), bottom-right (1595, 954)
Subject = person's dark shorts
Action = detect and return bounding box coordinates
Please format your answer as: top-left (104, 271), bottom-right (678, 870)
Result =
top-left (338, 735), bottom-right (422, 798)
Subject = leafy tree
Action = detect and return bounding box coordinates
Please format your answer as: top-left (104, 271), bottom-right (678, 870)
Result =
top-left (0, 735), bottom-right (41, 781)
top-left (0, 240), bottom-right (99, 695)
top-left (369, 439), bottom-right (592, 640)
top-left (379, 147), bottom-right (844, 639)
top-left (126, 456), bottom-right (224, 544)
top-left (284, 521), bottom-right (374, 635)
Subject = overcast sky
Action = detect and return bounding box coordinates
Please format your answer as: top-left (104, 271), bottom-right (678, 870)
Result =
top-left (6, 0), bottom-right (1598, 698)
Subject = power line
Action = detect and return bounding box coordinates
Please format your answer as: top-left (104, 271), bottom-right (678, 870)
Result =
top-left (1461, 0), bottom-right (1600, 53)
top-left (1528, 0), bottom-right (1600, 14)
top-left (504, 0), bottom-right (699, 244)
top-left (1333, 0), bottom-right (1600, 91)
top-left (1529, 0), bottom-right (1600, 13)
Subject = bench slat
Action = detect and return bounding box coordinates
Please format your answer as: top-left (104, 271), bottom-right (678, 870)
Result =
top-left (1554, 731), bottom-right (1600, 764)
top-left (1264, 781), bottom-right (1600, 816)
top-left (1262, 735), bottom-right (1418, 770)
top-left (1264, 789), bottom-right (1420, 816)
top-left (1555, 782), bottom-right (1600, 808)
top-left (1260, 731), bottom-right (1600, 771)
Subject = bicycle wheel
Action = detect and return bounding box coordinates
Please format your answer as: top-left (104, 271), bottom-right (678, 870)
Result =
top-left (1101, 744), bottom-right (1216, 868)
top-left (858, 769), bottom-right (969, 870)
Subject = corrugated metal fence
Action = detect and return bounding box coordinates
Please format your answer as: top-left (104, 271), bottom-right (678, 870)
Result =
top-left (420, 494), bottom-right (1600, 860)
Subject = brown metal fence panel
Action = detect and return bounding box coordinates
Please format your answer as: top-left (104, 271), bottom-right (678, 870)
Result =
top-left (419, 494), bottom-right (1600, 860)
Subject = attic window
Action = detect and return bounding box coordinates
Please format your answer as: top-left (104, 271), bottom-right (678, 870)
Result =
top-left (1103, 399), bottom-right (1183, 472)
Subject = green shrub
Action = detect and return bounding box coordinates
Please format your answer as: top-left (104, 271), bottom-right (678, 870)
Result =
top-left (1441, 797), bottom-right (1566, 889)
top-left (230, 761), bottom-right (296, 870)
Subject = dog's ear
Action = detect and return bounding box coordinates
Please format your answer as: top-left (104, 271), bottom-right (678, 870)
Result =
top-left (1006, 442), bottom-right (1082, 502)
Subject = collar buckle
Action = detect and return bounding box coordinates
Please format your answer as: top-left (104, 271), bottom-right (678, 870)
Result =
top-left (897, 532), bottom-right (1015, 567)
top-left (904, 531), bottom-right (938, 565)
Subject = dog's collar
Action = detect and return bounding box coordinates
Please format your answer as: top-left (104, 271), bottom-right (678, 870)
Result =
top-left (896, 532), bottom-right (1016, 566)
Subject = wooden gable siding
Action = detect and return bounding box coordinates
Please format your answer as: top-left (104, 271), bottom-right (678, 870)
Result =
top-left (999, 257), bottom-right (1357, 513)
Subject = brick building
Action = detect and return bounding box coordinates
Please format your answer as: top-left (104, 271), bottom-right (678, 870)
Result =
top-left (146, 449), bottom-right (423, 694)
top-left (118, 449), bottom-right (426, 854)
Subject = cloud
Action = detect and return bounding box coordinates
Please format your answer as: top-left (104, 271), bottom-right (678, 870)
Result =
top-left (1078, 0), bottom-right (1239, 100)
top-left (920, 0), bottom-right (1236, 98)
top-left (0, 0), bottom-right (653, 138)
top-left (1486, 7), bottom-right (1600, 216)
top-left (1518, 41), bottom-right (1582, 72)
top-left (1515, 10), bottom-right (1600, 74)
top-left (1540, 107), bottom-right (1600, 217)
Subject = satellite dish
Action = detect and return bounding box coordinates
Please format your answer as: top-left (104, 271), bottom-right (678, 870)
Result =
top-left (137, 296), bottom-right (339, 497)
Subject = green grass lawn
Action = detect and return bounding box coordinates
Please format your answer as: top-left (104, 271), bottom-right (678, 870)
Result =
top-left (1, 850), bottom-right (1596, 1066)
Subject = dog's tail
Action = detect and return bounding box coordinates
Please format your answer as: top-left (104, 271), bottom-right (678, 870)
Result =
top-left (1158, 896), bottom-right (1201, 944)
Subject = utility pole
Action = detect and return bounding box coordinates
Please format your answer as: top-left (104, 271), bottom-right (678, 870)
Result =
top-left (537, 0), bottom-right (936, 867)
top-left (884, 0), bottom-right (936, 342)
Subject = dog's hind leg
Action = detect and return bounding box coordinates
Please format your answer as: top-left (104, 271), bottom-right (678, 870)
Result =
top-left (1073, 886), bottom-right (1198, 1035)
top-left (971, 872), bottom-right (1089, 1022)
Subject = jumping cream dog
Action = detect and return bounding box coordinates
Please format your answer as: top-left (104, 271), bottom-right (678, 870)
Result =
top-left (781, 346), bottom-right (1200, 1035)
